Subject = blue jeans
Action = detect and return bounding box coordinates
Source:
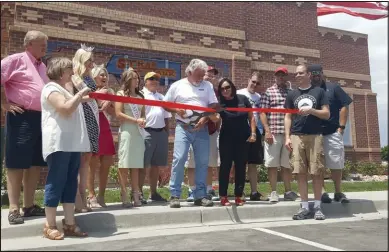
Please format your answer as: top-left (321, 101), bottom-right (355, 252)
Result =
top-left (170, 124), bottom-right (210, 199)
top-left (44, 152), bottom-right (81, 207)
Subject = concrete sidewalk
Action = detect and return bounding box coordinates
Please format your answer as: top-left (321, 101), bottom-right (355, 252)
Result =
top-left (1, 191), bottom-right (387, 240)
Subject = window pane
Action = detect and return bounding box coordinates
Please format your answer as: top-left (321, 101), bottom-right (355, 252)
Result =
top-left (343, 113), bottom-right (352, 146)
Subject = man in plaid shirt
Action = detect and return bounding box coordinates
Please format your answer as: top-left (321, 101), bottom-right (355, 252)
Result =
top-left (260, 67), bottom-right (299, 202)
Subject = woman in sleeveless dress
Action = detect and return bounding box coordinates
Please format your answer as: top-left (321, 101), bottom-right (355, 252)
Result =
top-left (71, 45), bottom-right (100, 213)
top-left (86, 64), bottom-right (116, 208)
top-left (115, 69), bottom-right (146, 207)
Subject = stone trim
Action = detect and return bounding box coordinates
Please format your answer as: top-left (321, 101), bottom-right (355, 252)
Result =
top-left (342, 88), bottom-right (376, 96)
top-left (21, 9), bottom-right (43, 22)
top-left (251, 62), bottom-right (372, 83)
top-left (318, 26), bottom-right (368, 41)
top-left (245, 41), bottom-right (321, 58)
top-left (16, 2), bottom-right (246, 40)
top-left (348, 94), bottom-right (357, 148)
top-left (10, 21), bottom-right (246, 60)
top-left (354, 148), bottom-right (381, 153)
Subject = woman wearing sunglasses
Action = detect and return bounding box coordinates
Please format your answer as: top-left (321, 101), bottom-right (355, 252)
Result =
top-left (217, 78), bottom-right (257, 206)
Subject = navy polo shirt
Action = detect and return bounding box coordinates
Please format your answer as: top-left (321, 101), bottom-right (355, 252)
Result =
top-left (319, 81), bottom-right (353, 135)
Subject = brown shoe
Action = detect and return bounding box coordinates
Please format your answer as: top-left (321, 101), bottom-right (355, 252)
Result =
top-left (8, 209), bottom-right (24, 225)
top-left (43, 224), bottom-right (64, 240)
top-left (62, 219), bottom-right (88, 237)
top-left (22, 204), bottom-right (45, 217)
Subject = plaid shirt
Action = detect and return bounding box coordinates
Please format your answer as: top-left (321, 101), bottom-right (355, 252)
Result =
top-left (261, 84), bottom-right (289, 134)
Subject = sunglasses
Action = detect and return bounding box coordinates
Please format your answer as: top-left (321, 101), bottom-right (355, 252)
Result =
top-left (311, 71), bottom-right (321, 76)
top-left (147, 77), bottom-right (159, 81)
top-left (221, 86), bottom-right (231, 91)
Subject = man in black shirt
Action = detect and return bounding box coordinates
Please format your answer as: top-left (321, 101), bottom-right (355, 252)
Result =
top-left (309, 64), bottom-right (353, 204)
top-left (284, 64), bottom-right (330, 220)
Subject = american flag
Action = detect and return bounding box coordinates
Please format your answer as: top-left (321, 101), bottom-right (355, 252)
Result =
top-left (317, 2), bottom-right (388, 20)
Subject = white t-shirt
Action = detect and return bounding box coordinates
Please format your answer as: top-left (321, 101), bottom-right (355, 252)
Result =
top-left (164, 78), bottom-right (218, 124)
top-left (237, 88), bottom-right (263, 132)
top-left (142, 87), bottom-right (172, 129)
top-left (41, 82), bottom-right (91, 161)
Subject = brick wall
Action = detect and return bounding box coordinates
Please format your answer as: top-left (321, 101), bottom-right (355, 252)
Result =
top-left (1, 2), bottom-right (382, 187)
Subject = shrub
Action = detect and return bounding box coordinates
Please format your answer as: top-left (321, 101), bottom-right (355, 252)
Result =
top-left (257, 164), bottom-right (268, 183)
top-left (381, 146), bottom-right (388, 161)
top-left (108, 165), bottom-right (119, 185)
top-left (355, 162), bottom-right (386, 176)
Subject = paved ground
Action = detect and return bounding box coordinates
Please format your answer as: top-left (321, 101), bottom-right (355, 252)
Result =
top-left (5, 214), bottom-right (387, 251)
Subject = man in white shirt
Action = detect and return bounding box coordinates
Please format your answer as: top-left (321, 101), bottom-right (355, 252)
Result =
top-left (141, 72), bottom-right (172, 202)
top-left (237, 72), bottom-right (268, 201)
top-left (163, 59), bottom-right (218, 208)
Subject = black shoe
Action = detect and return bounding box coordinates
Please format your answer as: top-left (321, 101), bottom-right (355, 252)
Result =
top-left (292, 207), bottom-right (312, 220)
top-left (194, 197), bottom-right (214, 207)
top-left (321, 192), bottom-right (332, 203)
top-left (250, 191), bottom-right (269, 201)
top-left (8, 209), bottom-right (24, 225)
top-left (334, 192), bottom-right (350, 203)
top-left (150, 193), bottom-right (167, 202)
top-left (169, 197), bottom-right (181, 208)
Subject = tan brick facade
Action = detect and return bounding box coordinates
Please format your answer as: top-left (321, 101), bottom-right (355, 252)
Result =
top-left (0, 2), bottom-right (381, 186)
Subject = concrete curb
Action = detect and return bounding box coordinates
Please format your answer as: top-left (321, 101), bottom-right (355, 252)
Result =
top-left (1, 191), bottom-right (387, 240)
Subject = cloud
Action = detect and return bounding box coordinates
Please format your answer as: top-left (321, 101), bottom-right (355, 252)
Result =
top-left (318, 12), bottom-right (388, 147)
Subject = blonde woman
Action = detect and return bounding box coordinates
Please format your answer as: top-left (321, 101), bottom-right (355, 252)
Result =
top-left (41, 57), bottom-right (89, 240)
top-left (87, 64), bottom-right (116, 208)
top-left (71, 44), bottom-right (100, 213)
top-left (115, 69), bottom-right (145, 207)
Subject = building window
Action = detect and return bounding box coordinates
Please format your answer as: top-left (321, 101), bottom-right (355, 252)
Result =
top-left (343, 111), bottom-right (353, 146)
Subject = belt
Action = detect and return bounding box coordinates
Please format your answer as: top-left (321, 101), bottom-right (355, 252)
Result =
top-left (144, 127), bottom-right (165, 132)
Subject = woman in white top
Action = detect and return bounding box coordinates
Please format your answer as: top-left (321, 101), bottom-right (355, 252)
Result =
top-left (71, 44), bottom-right (100, 213)
top-left (41, 57), bottom-right (90, 240)
top-left (115, 68), bottom-right (146, 207)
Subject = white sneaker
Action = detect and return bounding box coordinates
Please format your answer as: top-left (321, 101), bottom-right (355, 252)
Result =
top-left (269, 191), bottom-right (279, 203)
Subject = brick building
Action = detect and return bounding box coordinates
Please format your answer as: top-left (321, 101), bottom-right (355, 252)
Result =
top-left (1, 2), bottom-right (381, 186)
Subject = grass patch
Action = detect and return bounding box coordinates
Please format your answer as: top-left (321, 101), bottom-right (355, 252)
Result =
top-left (1, 181), bottom-right (387, 209)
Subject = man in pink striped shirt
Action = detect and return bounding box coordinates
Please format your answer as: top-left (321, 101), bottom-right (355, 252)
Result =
top-left (1, 30), bottom-right (49, 225)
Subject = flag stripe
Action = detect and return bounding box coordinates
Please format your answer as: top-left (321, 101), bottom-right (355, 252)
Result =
top-left (317, 2), bottom-right (388, 20)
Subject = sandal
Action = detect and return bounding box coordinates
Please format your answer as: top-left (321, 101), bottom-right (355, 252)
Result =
top-left (87, 196), bottom-right (101, 208)
top-left (43, 225), bottom-right (64, 240)
top-left (22, 204), bottom-right (45, 217)
top-left (121, 192), bottom-right (133, 208)
top-left (61, 219), bottom-right (88, 237)
top-left (97, 195), bottom-right (107, 208)
top-left (131, 191), bottom-right (142, 207)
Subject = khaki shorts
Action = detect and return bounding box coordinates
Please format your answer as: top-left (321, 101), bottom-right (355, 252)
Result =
top-left (290, 134), bottom-right (325, 175)
top-left (264, 134), bottom-right (291, 169)
top-left (186, 131), bottom-right (220, 168)
top-left (323, 132), bottom-right (345, 170)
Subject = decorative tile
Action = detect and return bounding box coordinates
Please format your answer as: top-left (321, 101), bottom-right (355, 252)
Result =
top-left (354, 81), bottom-right (362, 88)
top-left (296, 2), bottom-right (304, 7)
top-left (169, 32), bottom-right (185, 43)
top-left (200, 37), bottom-right (215, 47)
top-left (101, 21), bottom-right (120, 33)
top-left (21, 10), bottom-right (43, 22)
top-left (228, 40), bottom-right (242, 50)
top-left (338, 80), bottom-right (347, 86)
top-left (63, 15), bottom-right (83, 27)
top-left (272, 55), bottom-right (285, 63)
top-left (295, 57), bottom-right (307, 65)
top-left (137, 27), bottom-right (154, 38)
top-left (251, 51), bottom-right (261, 60)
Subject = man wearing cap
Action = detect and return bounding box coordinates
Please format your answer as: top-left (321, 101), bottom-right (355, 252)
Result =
top-left (237, 71), bottom-right (268, 201)
top-left (186, 66), bottom-right (221, 202)
top-left (284, 63), bottom-right (330, 220)
top-left (260, 67), bottom-right (299, 203)
top-left (309, 64), bottom-right (353, 204)
top-left (163, 59), bottom-right (219, 208)
top-left (140, 72), bottom-right (172, 202)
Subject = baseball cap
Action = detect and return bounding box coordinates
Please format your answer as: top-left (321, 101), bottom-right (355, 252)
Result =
top-left (207, 66), bottom-right (219, 75)
top-left (275, 67), bottom-right (288, 75)
top-left (308, 64), bottom-right (323, 75)
top-left (144, 72), bottom-right (161, 81)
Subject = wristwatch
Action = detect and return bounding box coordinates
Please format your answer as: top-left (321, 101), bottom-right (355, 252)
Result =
top-left (339, 125), bottom-right (346, 129)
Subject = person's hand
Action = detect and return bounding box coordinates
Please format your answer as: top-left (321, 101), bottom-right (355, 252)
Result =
top-left (176, 109), bottom-right (186, 118)
top-left (137, 118), bottom-right (146, 128)
top-left (337, 127), bottom-right (344, 135)
top-left (95, 87), bottom-right (108, 94)
top-left (285, 137), bottom-right (293, 152)
top-left (247, 133), bottom-right (257, 143)
top-left (265, 131), bottom-right (274, 145)
top-left (193, 117), bottom-right (208, 131)
top-left (209, 113), bottom-right (220, 123)
top-left (99, 100), bottom-right (111, 111)
top-left (80, 87), bottom-right (91, 97)
top-left (298, 106), bottom-right (312, 116)
top-left (2, 102), bottom-right (24, 115)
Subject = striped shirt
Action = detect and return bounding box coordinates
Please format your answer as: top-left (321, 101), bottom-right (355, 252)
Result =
top-left (261, 84), bottom-right (290, 134)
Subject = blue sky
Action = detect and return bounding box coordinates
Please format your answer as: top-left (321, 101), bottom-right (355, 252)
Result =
top-left (318, 12), bottom-right (388, 147)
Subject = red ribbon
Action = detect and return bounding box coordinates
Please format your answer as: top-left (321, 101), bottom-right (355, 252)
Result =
top-left (89, 92), bottom-right (299, 114)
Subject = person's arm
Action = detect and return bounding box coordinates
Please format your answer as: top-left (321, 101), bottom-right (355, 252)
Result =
top-left (299, 89), bottom-right (330, 120)
top-left (1, 56), bottom-right (24, 113)
top-left (283, 93), bottom-right (294, 151)
top-left (114, 92), bottom-right (143, 125)
top-left (72, 75), bottom-right (95, 102)
top-left (162, 83), bottom-right (186, 116)
top-left (46, 87), bottom-right (89, 117)
top-left (334, 84), bottom-right (353, 134)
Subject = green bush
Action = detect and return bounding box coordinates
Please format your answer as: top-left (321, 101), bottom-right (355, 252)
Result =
top-left (355, 162), bottom-right (386, 176)
top-left (108, 165), bottom-right (119, 185)
top-left (343, 160), bottom-right (356, 179)
top-left (381, 146), bottom-right (388, 161)
top-left (257, 164), bottom-right (268, 183)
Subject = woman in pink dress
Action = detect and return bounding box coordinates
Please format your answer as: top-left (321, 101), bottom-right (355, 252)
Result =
top-left (87, 64), bottom-right (116, 208)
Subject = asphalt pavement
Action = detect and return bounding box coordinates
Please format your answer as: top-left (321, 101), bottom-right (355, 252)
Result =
top-left (7, 217), bottom-right (388, 251)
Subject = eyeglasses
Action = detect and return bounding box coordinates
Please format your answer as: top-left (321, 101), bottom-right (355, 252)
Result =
top-left (147, 77), bottom-right (159, 81)
top-left (221, 86), bottom-right (231, 91)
